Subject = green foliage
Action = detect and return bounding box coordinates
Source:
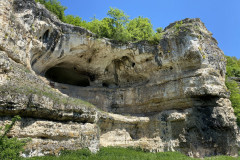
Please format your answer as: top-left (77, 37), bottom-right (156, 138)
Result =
top-left (86, 8), bottom-right (129, 41)
top-left (35, 0), bottom-right (66, 21)
top-left (35, 0), bottom-right (163, 43)
top-left (174, 20), bottom-right (183, 34)
top-left (26, 147), bottom-right (193, 160)
top-left (226, 79), bottom-right (240, 125)
top-left (225, 56), bottom-right (240, 125)
top-left (25, 147), bottom-right (239, 160)
top-left (156, 27), bottom-right (163, 33)
top-left (127, 16), bottom-right (154, 41)
top-left (88, 8), bottom-right (160, 43)
top-left (204, 156), bottom-right (237, 160)
top-left (148, 27), bottom-right (164, 44)
top-left (0, 116), bottom-right (29, 160)
top-left (226, 56), bottom-right (240, 77)
top-left (107, 7), bottom-right (129, 25)
top-left (87, 8), bottom-right (158, 43)
top-left (63, 15), bottom-right (88, 28)
top-left (0, 116), bottom-right (21, 141)
top-left (105, 7), bottom-right (131, 42)
top-left (90, 17), bottom-right (115, 38)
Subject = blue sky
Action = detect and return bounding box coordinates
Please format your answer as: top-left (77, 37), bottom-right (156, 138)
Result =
top-left (59, 0), bottom-right (240, 58)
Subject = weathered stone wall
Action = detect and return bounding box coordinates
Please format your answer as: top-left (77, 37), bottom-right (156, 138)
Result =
top-left (0, 117), bottom-right (99, 157)
top-left (0, 0), bottom-right (239, 158)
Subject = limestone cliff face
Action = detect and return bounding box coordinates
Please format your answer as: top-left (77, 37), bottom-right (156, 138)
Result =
top-left (0, 0), bottom-right (239, 158)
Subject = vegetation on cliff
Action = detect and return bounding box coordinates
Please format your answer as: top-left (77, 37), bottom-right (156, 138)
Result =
top-left (225, 56), bottom-right (240, 125)
top-left (35, 0), bottom-right (163, 43)
top-left (0, 116), bottom-right (29, 160)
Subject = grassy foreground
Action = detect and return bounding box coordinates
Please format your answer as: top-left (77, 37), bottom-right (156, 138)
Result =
top-left (25, 147), bottom-right (238, 160)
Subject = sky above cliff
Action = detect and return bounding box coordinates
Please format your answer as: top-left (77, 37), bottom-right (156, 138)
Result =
top-left (59, 0), bottom-right (240, 59)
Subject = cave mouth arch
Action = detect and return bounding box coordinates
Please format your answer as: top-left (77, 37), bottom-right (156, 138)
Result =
top-left (45, 67), bottom-right (90, 87)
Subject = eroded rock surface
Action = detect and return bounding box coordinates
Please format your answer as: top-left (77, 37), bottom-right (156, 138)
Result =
top-left (0, 0), bottom-right (239, 158)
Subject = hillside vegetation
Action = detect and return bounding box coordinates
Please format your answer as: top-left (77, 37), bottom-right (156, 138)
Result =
top-left (35, 0), bottom-right (163, 43)
top-left (0, 116), bottom-right (29, 160)
top-left (226, 56), bottom-right (240, 77)
top-left (225, 56), bottom-right (240, 125)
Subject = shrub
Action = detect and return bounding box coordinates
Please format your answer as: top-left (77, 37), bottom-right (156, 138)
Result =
top-left (105, 7), bottom-right (131, 42)
top-left (174, 20), bottom-right (183, 34)
top-left (148, 27), bottom-right (164, 44)
top-left (0, 116), bottom-right (29, 160)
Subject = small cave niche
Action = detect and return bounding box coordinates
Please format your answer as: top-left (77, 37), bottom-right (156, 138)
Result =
top-left (132, 62), bottom-right (135, 67)
top-left (220, 70), bottom-right (224, 77)
top-left (102, 82), bottom-right (109, 87)
top-left (45, 67), bottom-right (90, 87)
top-left (102, 81), bottom-right (118, 88)
top-left (42, 29), bottom-right (49, 44)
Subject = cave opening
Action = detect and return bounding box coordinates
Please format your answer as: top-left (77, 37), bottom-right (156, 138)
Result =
top-left (42, 30), bottom-right (49, 44)
top-left (45, 67), bottom-right (90, 87)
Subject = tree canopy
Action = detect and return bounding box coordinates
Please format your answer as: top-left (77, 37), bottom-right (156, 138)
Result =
top-left (35, 0), bottom-right (163, 43)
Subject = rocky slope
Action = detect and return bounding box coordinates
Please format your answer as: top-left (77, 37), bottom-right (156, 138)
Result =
top-left (0, 0), bottom-right (239, 158)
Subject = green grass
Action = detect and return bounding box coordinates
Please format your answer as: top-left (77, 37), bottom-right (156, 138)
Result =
top-left (205, 156), bottom-right (237, 160)
top-left (24, 147), bottom-right (239, 160)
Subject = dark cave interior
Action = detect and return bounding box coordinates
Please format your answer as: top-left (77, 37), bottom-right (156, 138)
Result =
top-left (45, 67), bottom-right (90, 87)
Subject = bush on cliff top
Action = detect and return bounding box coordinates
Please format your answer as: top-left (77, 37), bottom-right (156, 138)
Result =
top-left (34, 0), bottom-right (163, 43)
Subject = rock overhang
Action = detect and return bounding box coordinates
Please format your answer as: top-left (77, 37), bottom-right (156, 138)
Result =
top-left (26, 13), bottom-right (228, 115)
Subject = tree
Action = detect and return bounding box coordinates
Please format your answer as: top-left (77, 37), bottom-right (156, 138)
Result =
top-left (156, 27), bottom-right (163, 33)
top-left (107, 7), bottom-right (129, 25)
top-left (127, 16), bottom-right (154, 41)
top-left (63, 15), bottom-right (88, 28)
top-left (87, 17), bottom-right (114, 39)
top-left (106, 7), bottom-right (131, 42)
